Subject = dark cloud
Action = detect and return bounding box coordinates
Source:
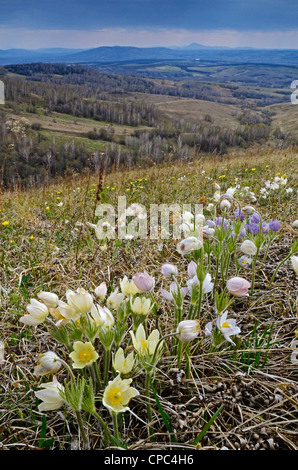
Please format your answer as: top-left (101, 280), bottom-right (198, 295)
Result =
top-left (0, 0), bottom-right (297, 31)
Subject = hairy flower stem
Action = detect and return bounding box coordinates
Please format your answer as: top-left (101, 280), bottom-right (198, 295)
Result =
top-left (145, 372), bottom-right (154, 441)
top-left (112, 411), bottom-right (120, 442)
top-left (268, 251), bottom-right (293, 287)
top-left (191, 281), bottom-right (203, 320)
top-left (92, 362), bottom-right (102, 390)
top-left (224, 252), bottom-right (231, 285)
top-left (92, 411), bottom-right (113, 446)
top-left (56, 357), bottom-right (76, 381)
top-left (75, 410), bottom-right (89, 449)
top-left (103, 349), bottom-right (111, 385)
top-left (250, 247), bottom-right (260, 295)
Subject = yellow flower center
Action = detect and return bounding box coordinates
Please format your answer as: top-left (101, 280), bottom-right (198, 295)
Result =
top-left (141, 339), bottom-right (148, 353)
top-left (108, 387), bottom-right (124, 405)
top-left (221, 322), bottom-right (231, 329)
top-left (79, 349), bottom-right (93, 363)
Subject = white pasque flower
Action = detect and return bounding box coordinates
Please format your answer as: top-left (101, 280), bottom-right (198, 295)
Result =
top-left (177, 320), bottom-right (201, 343)
top-left (220, 199), bottom-right (231, 211)
top-left (90, 304), bottom-right (115, 328)
top-left (35, 377), bottom-right (64, 412)
top-left (64, 288), bottom-right (94, 316)
top-left (216, 311), bottom-right (241, 345)
top-left (106, 288), bottom-right (126, 309)
top-left (177, 236), bottom-right (202, 255)
top-left (161, 263), bottom-right (178, 278)
top-left (20, 299), bottom-right (49, 326)
top-left (37, 291), bottom-right (59, 308)
top-left (94, 282), bottom-right (107, 301)
top-left (34, 351), bottom-right (62, 377)
top-left (160, 281), bottom-right (188, 303)
top-left (187, 273), bottom-right (214, 294)
top-left (290, 255), bottom-right (298, 275)
top-left (240, 239), bottom-right (257, 256)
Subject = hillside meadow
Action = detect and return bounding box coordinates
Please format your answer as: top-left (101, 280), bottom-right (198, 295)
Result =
top-left (0, 146), bottom-right (297, 451)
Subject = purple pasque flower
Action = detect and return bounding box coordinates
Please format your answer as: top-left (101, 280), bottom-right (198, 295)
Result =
top-left (246, 223), bottom-right (260, 235)
top-left (249, 212), bottom-right (260, 224)
top-left (234, 207), bottom-right (245, 221)
top-left (206, 219), bottom-right (216, 228)
top-left (262, 221), bottom-right (270, 234)
top-left (215, 217), bottom-right (229, 230)
top-left (238, 227), bottom-right (247, 239)
top-left (269, 219), bottom-right (281, 232)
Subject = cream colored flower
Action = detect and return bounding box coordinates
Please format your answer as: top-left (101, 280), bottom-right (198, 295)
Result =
top-left (37, 291), bottom-right (59, 308)
top-left (94, 282), bottom-right (107, 301)
top-left (106, 288), bottom-right (126, 309)
top-left (65, 288), bottom-right (94, 314)
top-left (120, 276), bottom-right (140, 296)
top-left (34, 351), bottom-right (62, 377)
top-left (130, 296), bottom-right (152, 316)
top-left (57, 299), bottom-right (80, 323)
top-left (241, 240), bottom-right (257, 256)
top-left (130, 324), bottom-right (161, 357)
top-left (20, 299), bottom-right (49, 326)
top-left (216, 311), bottom-right (241, 345)
top-left (35, 377), bottom-right (64, 412)
top-left (291, 255), bottom-right (298, 275)
top-left (177, 320), bottom-right (201, 343)
top-left (176, 236), bottom-right (202, 255)
top-left (103, 373), bottom-right (139, 413)
top-left (90, 303), bottom-right (115, 328)
top-left (220, 199), bottom-right (231, 211)
top-left (226, 277), bottom-right (251, 297)
top-left (69, 341), bottom-right (99, 369)
top-left (113, 348), bottom-right (135, 375)
top-left (161, 263), bottom-right (178, 278)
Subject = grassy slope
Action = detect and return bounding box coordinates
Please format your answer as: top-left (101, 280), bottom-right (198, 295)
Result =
top-left (0, 147), bottom-right (297, 450)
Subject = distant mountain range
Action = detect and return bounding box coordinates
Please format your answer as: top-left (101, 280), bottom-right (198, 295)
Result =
top-left (1, 44), bottom-right (298, 66)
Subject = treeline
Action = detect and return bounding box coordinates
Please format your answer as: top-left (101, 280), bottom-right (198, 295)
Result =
top-left (3, 77), bottom-right (159, 127)
top-left (2, 63), bottom-right (232, 105)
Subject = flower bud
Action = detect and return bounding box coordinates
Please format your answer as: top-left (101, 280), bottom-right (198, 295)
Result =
top-left (177, 320), bottom-right (201, 343)
top-left (161, 263), bottom-right (178, 278)
top-left (94, 282), bottom-right (107, 301)
top-left (133, 271), bottom-right (155, 292)
top-left (291, 255), bottom-right (298, 274)
top-left (34, 351), bottom-right (62, 377)
top-left (227, 277), bottom-right (251, 297)
top-left (240, 239), bottom-right (257, 256)
top-left (177, 236), bottom-right (202, 255)
top-left (37, 291), bottom-right (59, 308)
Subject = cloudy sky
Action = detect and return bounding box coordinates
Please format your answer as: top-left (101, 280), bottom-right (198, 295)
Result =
top-left (0, 0), bottom-right (298, 49)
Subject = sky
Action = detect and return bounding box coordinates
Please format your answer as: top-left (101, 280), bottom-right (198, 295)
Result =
top-left (0, 0), bottom-right (298, 50)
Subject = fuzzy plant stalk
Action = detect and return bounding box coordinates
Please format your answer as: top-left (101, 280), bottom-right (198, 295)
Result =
top-left (112, 411), bottom-right (120, 441)
top-left (268, 241), bottom-right (298, 286)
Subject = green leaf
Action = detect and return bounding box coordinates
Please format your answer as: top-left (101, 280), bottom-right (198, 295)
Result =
top-left (193, 404), bottom-right (224, 445)
top-left (149, 377), bottom-right (177, 443)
